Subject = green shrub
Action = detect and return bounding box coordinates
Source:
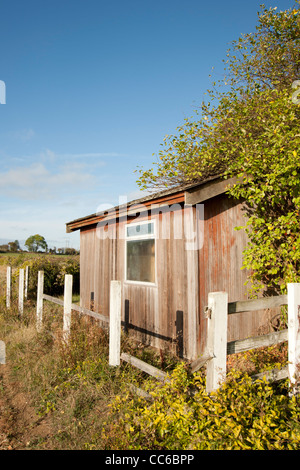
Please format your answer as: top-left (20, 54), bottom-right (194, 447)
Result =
top-left (15, 256), bottom-right (80, 298)
top-left (103, 363), bottom-right (300, 450)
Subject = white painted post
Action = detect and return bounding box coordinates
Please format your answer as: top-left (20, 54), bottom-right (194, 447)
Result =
top-left (287, 283), bottom-right (300, 393)
top-left (6, 266), bottom-right (11, 309)
top-left (25, 265), bottom-right (29, 299)
top-left (109, 281), bottom-right (122, 367)
top-left (0, 341), bottom-right (5, 365)
top-left (63, 274), bottom-right (73, 342)
top-left (36, 271), bottom-right (44, 331)
top-left (18, 268), bottom-right (24, 315)
top-left (206, 291), bottom-right (228, 393)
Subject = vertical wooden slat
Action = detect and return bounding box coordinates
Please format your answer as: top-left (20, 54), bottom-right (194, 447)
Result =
top-left (90, 291), bottom-right (94, 311)
top-left (288, 283), bottom-right (300, 393)
top-left (36, 271), bottom-right (44, 331)
top-left (109, 281), bottom-right (122, 366)
top-left (206, 291), bottom-right (228, 393)
top-left (124, 299), bottom-right (130, 334)
top-left (176, 310), bottom-right (184, 358)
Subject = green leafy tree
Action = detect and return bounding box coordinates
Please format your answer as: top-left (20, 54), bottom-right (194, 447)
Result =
top-left (8, 240), bottom-right (20, 252)
top-left (25, 234), bottom-right (48, 253)
top-left (136, 3), bottom-right (300, 295)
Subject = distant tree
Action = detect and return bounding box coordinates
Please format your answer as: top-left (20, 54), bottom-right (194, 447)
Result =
top-left (65, 248), bottom-right (77, 255)
top-left (25, 234), bottom-right (48, 253)
top-left (0, 244), bottom-right (9, 252)
top-left (8, 240), bottom-right (20, 252)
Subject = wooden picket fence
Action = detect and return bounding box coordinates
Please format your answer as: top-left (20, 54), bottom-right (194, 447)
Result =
top-left (5, 267), bottom-right (300, 395)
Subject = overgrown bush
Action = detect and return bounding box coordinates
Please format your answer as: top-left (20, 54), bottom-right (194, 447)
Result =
top-left (103, 363), bottom-right (300, 450)
top-left (15, 256), bottom-right (80, 297)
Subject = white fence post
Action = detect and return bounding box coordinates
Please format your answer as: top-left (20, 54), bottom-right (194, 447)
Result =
top-left (0, 341), bottom-right (5, 365)
top-left (18, 268), bottom-right (24, 315)
top-left (6, 266), bottom-right (11, 309)
top-left (63, 274), bottom-right (73, 342)
top-left (287, 283), bottom-right (300, 393)
top-left (25, 265), bottom-right (29, 299)
top-left (109, 281), bottom-right (122, 367)
top-left (206, 291), bottom-right (228, 393)
top-left (36, 271), bottom-right (44, 331)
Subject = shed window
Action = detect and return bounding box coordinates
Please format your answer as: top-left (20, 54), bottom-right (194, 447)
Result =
top-left (125, 221), bottom-right (155, 284)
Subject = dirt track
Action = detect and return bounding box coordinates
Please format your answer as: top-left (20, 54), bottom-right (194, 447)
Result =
top-left (0, 365), bottom-right (51, 450)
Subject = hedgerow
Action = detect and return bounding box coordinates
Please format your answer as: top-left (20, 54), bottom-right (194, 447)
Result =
top-left (13, 256), bottom-right (80, 297)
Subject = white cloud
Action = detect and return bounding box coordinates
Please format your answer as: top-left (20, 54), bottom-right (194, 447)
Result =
top-left (62, 152), bottom-right (127, 159)
top-left (0, 147), bottom-right (136, 248)
top-left (40, 148), bottom-right (57, 162)
top-left (0, 162), bottom-right (96, 200)
top-left (7, 128), bottom-right (36, 141)
top-left (36, 149), bottom-right (127, 162)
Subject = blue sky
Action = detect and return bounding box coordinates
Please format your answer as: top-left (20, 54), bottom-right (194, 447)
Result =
top-left (0, 0), bottom-right (295, 250)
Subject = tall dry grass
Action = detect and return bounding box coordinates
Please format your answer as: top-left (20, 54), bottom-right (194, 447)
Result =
top-left (0, 287), bottom-right (148, 449)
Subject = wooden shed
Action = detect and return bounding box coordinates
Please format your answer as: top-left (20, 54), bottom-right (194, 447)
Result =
top-left (66, 176), bottom-right (271, 361)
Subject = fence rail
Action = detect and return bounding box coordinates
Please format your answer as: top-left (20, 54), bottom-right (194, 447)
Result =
top-left (228, 294), bottom-right (287, 314)
top-left (5, 266), bottom-right (300, 396)
top-left (226, 329), bottom-right (288, 355)
top-left (121, 352), bottom-right (168, 382)
top-left (43, 294), bottom-right (64, 307)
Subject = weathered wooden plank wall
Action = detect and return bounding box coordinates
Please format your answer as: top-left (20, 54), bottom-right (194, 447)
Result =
top-left (79, 195), bottom-right (274, 360)
top-left (120, 207), bottom-right (194, 357)
top-left (198, 194), bottom-right (273, 355)
top-left (80, 205), bottom-right (199, 358)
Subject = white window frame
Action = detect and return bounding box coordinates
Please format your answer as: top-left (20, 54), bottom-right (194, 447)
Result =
top-left (124, 219), bottom-right (157, 286)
